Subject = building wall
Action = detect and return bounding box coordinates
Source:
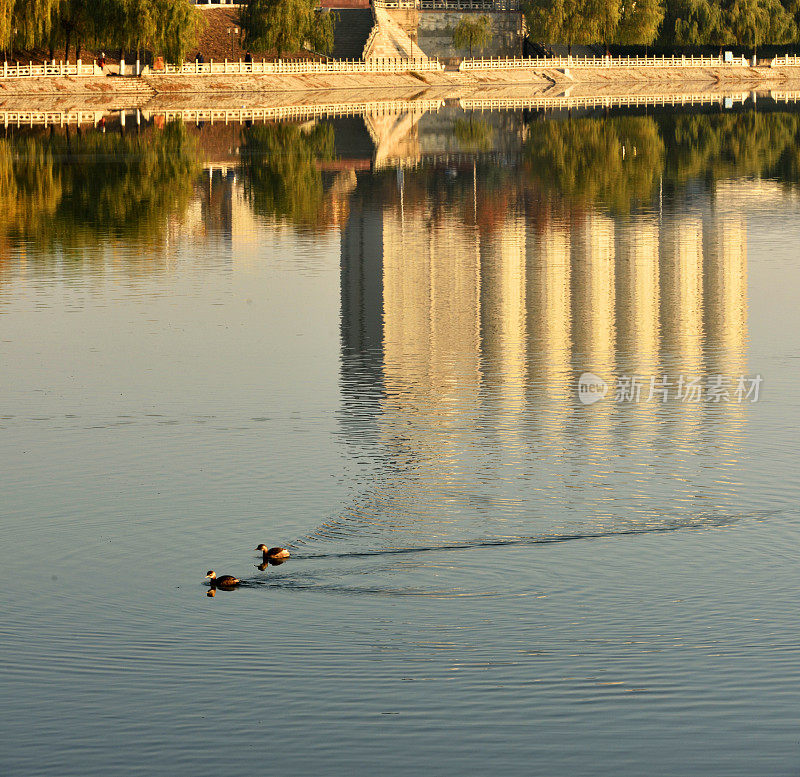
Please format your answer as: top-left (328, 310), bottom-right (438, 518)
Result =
top-left (320, 0), bottom-right (370, 7)
top-left (387, 10), bottom-right (523, 60)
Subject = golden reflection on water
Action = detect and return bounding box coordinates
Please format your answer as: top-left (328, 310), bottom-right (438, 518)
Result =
top-left (480, 217), bottom-right (528, 448)
top-left (526, 223), bottom-right (571, 441)
top-left (338, 170), bottom-right (753, 534)
top-left (0, 107), bottom-right (779, 545)
top-left (348, 197), bottom-right (749, 408)
top-left (703, 214), bottom-right (748, 463)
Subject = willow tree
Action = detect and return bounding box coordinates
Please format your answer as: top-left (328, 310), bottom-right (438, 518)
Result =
top-left (782, 0), bottom-right (800, 39)
top-left (149, 0), bottom-right (203, 63)
top-left (452, 15), bottom-right (493, 57)
top-left (239, 0), bottom-right (335, 58)
top-left (659, 0), bottom-right (721, 44)
top-left (615, 0), bottom-right (665, 44)
top-left (0, 0), bottom-right (11, 53)
top-left (523, 0), bottom-right (619, 53)
top-left (52, 0), bottom-right (101, 62)
top-left (114, 0), bottom-right (202, 64)
top-left (722, 0), bottom-right (795, 54)
top-left (2, 0), bottom-right (59, 53)
top-left (0, 0), bottom-right (201, 63)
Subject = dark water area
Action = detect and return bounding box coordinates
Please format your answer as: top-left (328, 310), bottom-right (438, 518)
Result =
top-left (1, 99), bottom-right (800, 775)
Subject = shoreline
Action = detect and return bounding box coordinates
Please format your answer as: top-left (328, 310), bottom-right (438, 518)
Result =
top-left (2, 64), bottom-right (800, 97)
top-left (0, 83), bottom-right (798, 130)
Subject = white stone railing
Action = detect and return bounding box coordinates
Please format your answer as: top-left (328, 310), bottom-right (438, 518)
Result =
top-left (459, 92), bottom-right (751, 111)
top-left (374, 0), bottom-right (520, 8)
top-left (771, 55), bottom-right (800, 67)
top-left (460, 54), bottom-right (750, 70)
top-left (14, 89), bottom-right (800, 128)
top-left (154, 98), bottom-right (444, 123)
top-left (1, 110), bottom-right (109, 127)
top-left (0, 99), bottom-right (445, 128)
top-left (0, 60), bottom-right (99, 78)
top-left (155, 57), bottom-right (443, 74)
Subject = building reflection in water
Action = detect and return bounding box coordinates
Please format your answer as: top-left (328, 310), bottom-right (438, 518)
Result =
top-left (337, 162), bottom-right (752, 540)
top-left (0, 107), bottom-right (773, 542)
top-left (525, 220), bottom-right (571, 445)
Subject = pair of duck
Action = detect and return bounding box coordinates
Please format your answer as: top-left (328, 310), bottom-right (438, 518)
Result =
top-left (205, 544), bottom-right (290, 589)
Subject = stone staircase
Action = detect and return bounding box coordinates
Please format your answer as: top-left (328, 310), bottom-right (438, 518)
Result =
top-left (364, 7), bottom-right (426, 59)
top-left (330, 9), bottom-right (375, 60)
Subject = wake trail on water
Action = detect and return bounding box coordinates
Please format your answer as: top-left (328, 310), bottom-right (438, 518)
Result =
top-left (218, 512), bottom-right (784, 598)
top-left (285, 512), bottom-right (765, 561)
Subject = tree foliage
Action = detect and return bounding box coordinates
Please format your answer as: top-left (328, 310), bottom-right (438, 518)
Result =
top-left (659, 0), bottom-right (796, 45)
top-left (0, 0), bottom-right (202, 63)
top-left (659, 0), bottom-right (721, 44)
top-left (239, 0), bottom-right (335, 58)
top-left (523, 0), bottom-right (620, 51)
top-left (723, 0), bottom-right (795, 50)
top-left (522, 0), bottom-right (800, 49)
top-left (615, 0), bottom-right (665, 44)
top-left (452, 15), bottom-right (493, 57)
top-left (123, 0), bottom-right (204, 63)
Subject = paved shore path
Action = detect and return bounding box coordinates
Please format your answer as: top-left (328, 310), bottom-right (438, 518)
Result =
top-left (0, 82), bottom-right (797, 120)
top-left (3, 62), bottom-right (800, 99)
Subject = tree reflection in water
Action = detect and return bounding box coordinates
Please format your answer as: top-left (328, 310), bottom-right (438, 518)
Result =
top-left (0, 122), bottom-right (201, 255)
top-left (239, 122), bottom-right (336, 232)
top-left (523, 115), bottom-right (665, 214)
top-left (523, 110), bottom-right (800, 214)
top-left (1, 108), bottom-right (800, 256)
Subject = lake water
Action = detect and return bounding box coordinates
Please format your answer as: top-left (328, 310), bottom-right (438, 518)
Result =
top-left (2, 97), bottom-right (800, 776)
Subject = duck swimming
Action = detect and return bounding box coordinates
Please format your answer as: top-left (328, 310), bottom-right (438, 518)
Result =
top-left (205, 570), bottom-right (240, 588)
top-left (256, 544), bottom-right (290, 562)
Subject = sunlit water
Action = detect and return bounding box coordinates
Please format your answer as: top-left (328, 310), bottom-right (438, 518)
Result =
top-left (2, 101), bottom-right (800, 775)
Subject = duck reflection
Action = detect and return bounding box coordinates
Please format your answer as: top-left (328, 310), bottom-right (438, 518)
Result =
top-left (257, 559), bottom-right (288, 571)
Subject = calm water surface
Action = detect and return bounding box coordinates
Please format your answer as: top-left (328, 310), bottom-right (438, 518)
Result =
top-left (2, 101), bottom-right (800, 775)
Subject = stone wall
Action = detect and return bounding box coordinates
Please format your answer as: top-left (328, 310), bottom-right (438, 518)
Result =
top-left (365, 7), bottom-right (422, 59)
top-left (411, 11), bottom-right (523, 61)
top-left (320, 0), bottom-right (370, 7)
